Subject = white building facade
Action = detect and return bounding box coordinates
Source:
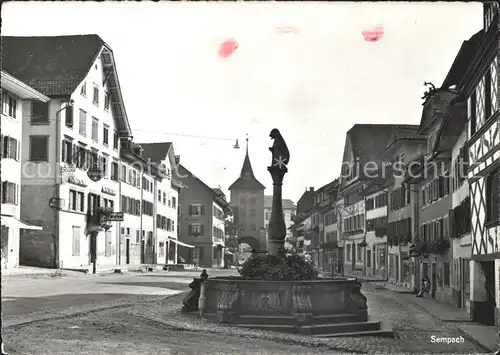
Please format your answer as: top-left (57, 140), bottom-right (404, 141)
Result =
top-left (1, 71), bottom-right (47, 269)
top-left (8, 35), bottom-right (134, 269)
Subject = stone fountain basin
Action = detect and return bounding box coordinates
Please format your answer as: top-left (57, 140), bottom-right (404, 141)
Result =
top-left (204, 276), bottom-right (393, 337)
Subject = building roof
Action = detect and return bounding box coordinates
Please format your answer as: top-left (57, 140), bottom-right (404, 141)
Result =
top-left (264, 196), bottom-right (296, 210)
top-left (178, 164), bottom-right (231, 212)
top-left (386, 126), bottom-right (426, 151)
top-left (441, 29), bottom-right (484, 89)
top-left (339, 124), bottom-right (421, 192)
top-left (139, 142), bottom-right (173, 164)
top-left (1, 70), bottom-right (50, 102)
top-left (2, 35), bottom-right (104, 97)
top-left (229, 139), bottom-right (265, 190)
top-left (2, 34), bottom-right (132, 137)
top-left (419, 30), bottom-right (483, 134)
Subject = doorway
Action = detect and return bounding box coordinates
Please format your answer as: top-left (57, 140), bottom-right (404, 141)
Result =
top-left (140, 240), bottom-right (145, 264)
top-left (431, 262), bottom-right (437, 299)
top-left (125, 239), bottom-right (130, 264)
top-left (477, 261), bottom-right (495, 325)
top-left (351, 244), bottom-right (356, 273)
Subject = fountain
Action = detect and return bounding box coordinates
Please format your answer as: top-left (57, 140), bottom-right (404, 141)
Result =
top-left (183, 129), bottom-right (393, 337)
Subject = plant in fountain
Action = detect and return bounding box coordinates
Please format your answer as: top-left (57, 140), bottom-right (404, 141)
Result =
top-left (238, 128), bottom-right (318, 281)
top-left (238, 250), bottom-right (318, 280)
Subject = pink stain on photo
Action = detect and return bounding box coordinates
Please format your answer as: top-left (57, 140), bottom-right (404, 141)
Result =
top-left (218, 38), bottom-right (238, 58)
top-left (361, 25), bottom-right (384, 42)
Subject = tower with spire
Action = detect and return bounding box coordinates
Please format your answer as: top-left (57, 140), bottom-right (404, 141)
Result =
top-left (229, 135), bottom-right (266, 253)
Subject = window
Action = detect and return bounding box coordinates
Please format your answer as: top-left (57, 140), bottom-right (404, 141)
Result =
top-left (79, 109), bottom-right (87, 136)
top-left (113, 131), bottom-right (119, 150)
top-left (251, 224), bottom-right (256, 231)
top-left (250, 197), bottom-right (256, 205)
top-left (29, 135), bottom-right (49, 161)
top-left (159, 242), bottom-right (165, 257)
top-left (91, 117), bottom-right (99, 141)
top-left (2, 92), bottom-right (17, 119)
top-left (1, 136), bottom-right (20, 161)
top-left (120, 166), bottom-right (127, 182)
top-left (486, 168), bottom-right (500, 224)
top-left (250, 208), bottom-right (256, 217)
top-left (104, 92), bottom-right (110, 110)
top-left (1, 181), bottom-right (18, 205)
top-left (80, 82), bottom-right (87, 97)
top-left (189, 204), bottom-right (204, 216)
top-left (346, 244), bottom-right (351, 261)
top-left (158, 190), bottom-right (162, 202)
top-left (485, 69), bottom-right (492, 120)
top-left (72, 226), bottom-right (81, 256)
top-left (135, 230), bottom-right (140, 244)
top-left (163, 192), bottom-right (166, 204)
top-left (366, 250), bottom-right (371, 267)
top-left (101, 156), bottom-right (108, 178)
top-left (64, 105), bottom-right (74, 128)
top-left (111, 162), bottom-right (119, 181)
top-left (469, 92), bottom-right (477, 136)
top-left (105, 230), bottom-right (112, 256)
top-left (443, 262), bottom-right (450, 286)
top-left (78, 192), bottom-right (85, 212)
top-left (69, 190), bottom-right (77, 211)
top-left (103, 125), bottom-right (109, 146)
top-left (357, 244), bottom-right (362, 261)
top-left (93, 85), bottom-right (99, 106)
top-left (172, 197), bottom-right (176, 208)
top-left (75, 146), bottom-right (88, 169)
top-left (31, 101), bottom-right (49, 123)
top-left (265, 212), bottom-right (270, 220)
top-left (189, 224), bottom-right (204, 236)
top-left (61, 140), bottom-right (73, 165)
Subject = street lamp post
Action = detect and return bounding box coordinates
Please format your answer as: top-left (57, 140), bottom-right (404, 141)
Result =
top-left (53, 100), bottom-right (74, 269)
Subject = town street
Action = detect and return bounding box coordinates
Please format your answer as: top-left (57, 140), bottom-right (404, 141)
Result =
top-left (1, 271), bottom-right (487, 354)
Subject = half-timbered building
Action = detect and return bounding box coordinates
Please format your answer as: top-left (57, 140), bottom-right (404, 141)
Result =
top-left (462, 2), bottom-right (500, 328)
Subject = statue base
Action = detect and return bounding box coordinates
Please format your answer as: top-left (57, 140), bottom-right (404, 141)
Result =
top-left (268, 239), bottom-right (285, 255)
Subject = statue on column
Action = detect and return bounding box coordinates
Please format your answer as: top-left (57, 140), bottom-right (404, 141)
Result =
top-left (269, 129), bottom-right (290, 169)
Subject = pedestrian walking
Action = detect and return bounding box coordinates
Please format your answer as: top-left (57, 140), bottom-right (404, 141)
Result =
top-left (416, 276), bottom-right (430, 297)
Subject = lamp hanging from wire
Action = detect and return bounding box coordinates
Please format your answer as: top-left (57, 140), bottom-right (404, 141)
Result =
top-left (234, 139), bottom-right (240, 149)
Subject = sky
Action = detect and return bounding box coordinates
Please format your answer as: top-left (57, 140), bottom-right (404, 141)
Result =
top-left (2, 2), bottom-right (483, 204)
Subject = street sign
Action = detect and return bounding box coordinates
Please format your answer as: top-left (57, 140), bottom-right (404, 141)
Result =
top-left (103, 212), bottom-right (124, 222)
top-left (87, 165), bottom-right (103, 182)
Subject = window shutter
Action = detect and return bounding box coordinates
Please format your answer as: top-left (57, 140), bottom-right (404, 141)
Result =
top-left (188, 205), bottom-right (192, 216)
top-left (439, 218), bottom-right (444, 240)
top-left (16, 140), bottom-right (20, 161)
top-left (200, 224), bottom-right (204, 236)
top-left (61, 140), bottom-right (66, 163)
top-left (449, 209), bottom-right (455, 238)
top-left (65, 106), bottom-right (74, 127)
top-left (188, 224), bottom-right (192, 236)
top-left (438, 177), bottom-right (444, 198)
top-left (3, 137), bottom-right (9, 159)
top-left (201, 205), bottom-right (205, 215)
top-left (14, 184), bottom-right (18, 205)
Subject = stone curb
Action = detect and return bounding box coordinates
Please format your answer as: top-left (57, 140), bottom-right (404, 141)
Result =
top-left (3, 293), bottom-right (182, 328)
top-left (127, 309), bottom-right (367, 354)
top-left (456, 327), bottom-right (495, 353)
top-left (1, 270), bottom-right (69, 281)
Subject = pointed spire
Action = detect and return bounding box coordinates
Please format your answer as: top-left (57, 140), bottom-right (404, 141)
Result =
top-left (229, 133), bottom-right (265, 190)
top-left (240, 133), bottom-right (254, 178)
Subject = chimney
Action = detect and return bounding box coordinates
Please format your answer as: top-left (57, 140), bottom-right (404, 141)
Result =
top-left (309, 187), bottom-right (314, 192)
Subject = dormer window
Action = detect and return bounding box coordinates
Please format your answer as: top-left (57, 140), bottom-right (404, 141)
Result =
top-left (80, 82), bottom-right (87, 97)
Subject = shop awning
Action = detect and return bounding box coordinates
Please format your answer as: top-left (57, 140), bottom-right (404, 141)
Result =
top-left (1, 215), bottom-right (43, 230)
top-left (168, 238), bottom-right (194, 248)
top-left (225, 250), bottom-right (234, 255)
top-left (213, 241), bottom-right (224, 247)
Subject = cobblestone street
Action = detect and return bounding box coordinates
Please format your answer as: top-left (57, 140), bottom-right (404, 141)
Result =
top-left (1, 273), bottom-right (489, 354)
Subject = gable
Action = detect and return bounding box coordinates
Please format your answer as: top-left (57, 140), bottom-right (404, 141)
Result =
top-left (1, 35), bottom-right (132, 137)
